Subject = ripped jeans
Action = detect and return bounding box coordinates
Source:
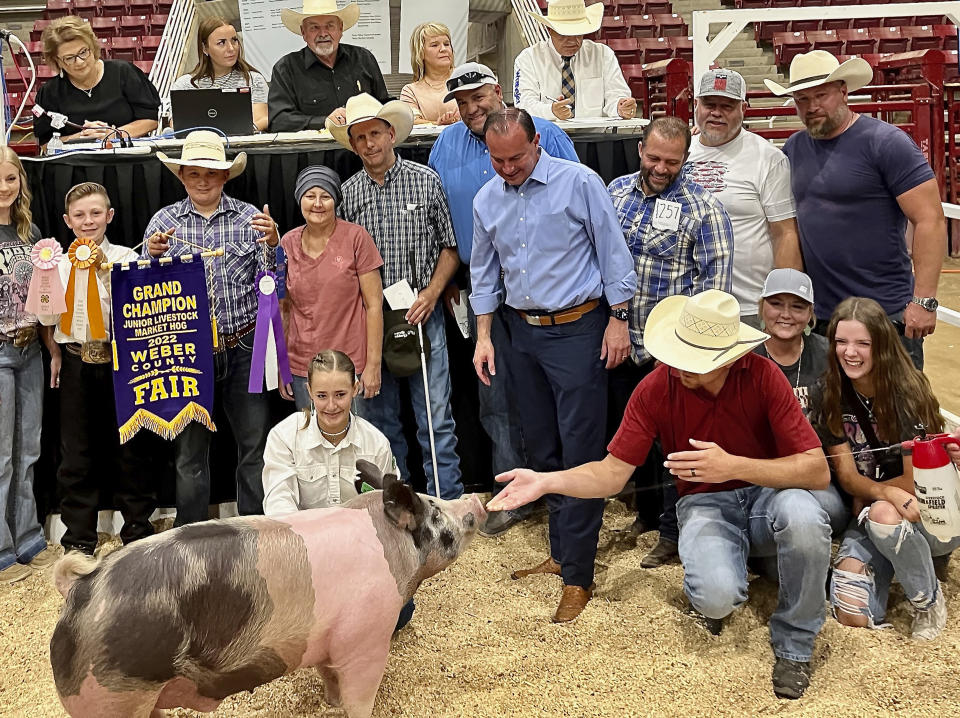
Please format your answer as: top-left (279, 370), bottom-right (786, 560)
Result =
top-left (831, 508), bottom-right (960, 626)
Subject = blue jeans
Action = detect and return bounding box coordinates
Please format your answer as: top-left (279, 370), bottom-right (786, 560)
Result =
top-left (832, 512), bottom-right (960, 625)
top-left (173, 336), bottom-right (271, 523)
top-left (0, 341), bottom-right (47, 568)
top-left (677, 485), bottom-right (832, 662)
top-left (354, 306), bottom-right (462, 499)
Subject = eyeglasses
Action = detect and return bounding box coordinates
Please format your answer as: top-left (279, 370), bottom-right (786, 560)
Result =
top-left (58, 47), bottom-right (91, 66)
top-left (446, 71), bottom-right (495, 92)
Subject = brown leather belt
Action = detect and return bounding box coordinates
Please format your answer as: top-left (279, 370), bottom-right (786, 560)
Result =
top-left (0, 326), bottom-right (38, 347)
top-left (64, 341), bottom-right (112, 364)
top-left (220, 321), bottom-right (257, 350)
top-left (514, 299), bottom-right (600, 327)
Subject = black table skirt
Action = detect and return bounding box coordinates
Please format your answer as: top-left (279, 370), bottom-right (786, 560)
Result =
top-left (24, 133), bottom-right (642, 517)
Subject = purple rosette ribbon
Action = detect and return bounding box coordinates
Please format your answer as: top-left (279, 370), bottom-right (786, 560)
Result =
top-left (248, 270), bottom-right (293, 393)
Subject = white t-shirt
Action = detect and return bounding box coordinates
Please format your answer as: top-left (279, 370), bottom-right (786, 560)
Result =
top-left (686, 129), bottom-right (796, 314)
top-left (171, 68), bottom-right (269, 104)
top-left (261, 411), bottom-right (394, 516)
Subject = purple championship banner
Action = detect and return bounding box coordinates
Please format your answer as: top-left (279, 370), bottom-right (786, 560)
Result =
top-left (110, 254), bottom-right (216, 443)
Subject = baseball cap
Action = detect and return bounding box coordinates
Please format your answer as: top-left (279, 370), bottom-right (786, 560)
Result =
top-left (443, 62), bottom-right (499, 103)
top-left (696, 69), bottom-right (747, 101)
top-left (382, 310), bottom-right (431, 378)
top-left (761, 268), bottom-right (815, 304)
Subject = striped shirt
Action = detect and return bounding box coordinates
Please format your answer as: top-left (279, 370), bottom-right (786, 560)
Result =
top-left (171, 69), bottom-right (269, 104)
top-left (142, 194), bottom-right (276, 335)
top-left (608, 171), bottom-right (734, 362)
top-left (340, 156), bottom-right (457, 290)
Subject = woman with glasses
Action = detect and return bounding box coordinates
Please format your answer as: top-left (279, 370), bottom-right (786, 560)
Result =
top-left (34, 16), bottom-right (160, 148)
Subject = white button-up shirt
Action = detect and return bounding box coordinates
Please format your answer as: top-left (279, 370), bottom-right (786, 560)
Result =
top-left (513, 38), bottom-right (632, 120)
top-left (262, 411), bottom-right (395, 516)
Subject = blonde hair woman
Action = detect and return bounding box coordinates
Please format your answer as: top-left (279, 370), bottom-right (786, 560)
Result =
top-left (35, 15), bottom-right (160, 147)
top-left (400, 22), bottom-right (459, 124)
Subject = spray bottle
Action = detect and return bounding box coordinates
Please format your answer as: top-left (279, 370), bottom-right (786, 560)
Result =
top-left (903, 429), bottom-right (960, 542)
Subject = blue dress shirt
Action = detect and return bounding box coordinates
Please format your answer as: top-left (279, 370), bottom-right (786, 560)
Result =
top-left (470, 150), bottom-right (637, 316)
top-left (428, 117), bottom-right (579, 264)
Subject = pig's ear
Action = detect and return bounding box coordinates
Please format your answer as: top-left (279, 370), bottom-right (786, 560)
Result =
top-left (355, 459), bottom-right (385, 492)
top-left (382, 475), bottom-right (424, 532)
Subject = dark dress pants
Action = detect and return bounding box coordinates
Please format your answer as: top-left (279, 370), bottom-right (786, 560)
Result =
top-left (505, 306), bottom-right (607, 588)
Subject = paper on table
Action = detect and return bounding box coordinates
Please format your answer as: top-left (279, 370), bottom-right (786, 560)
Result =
top-left (384, 279), bottom-right (418, 311)
top-left (452, 289), bottom-right (470, 339)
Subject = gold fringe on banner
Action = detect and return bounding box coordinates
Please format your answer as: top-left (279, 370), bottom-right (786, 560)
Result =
top-left (118, 402), bottom-right (217, 444)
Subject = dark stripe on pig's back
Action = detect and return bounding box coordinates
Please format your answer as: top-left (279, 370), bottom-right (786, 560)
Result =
top-left (53, 518), bottom-right (315, 699)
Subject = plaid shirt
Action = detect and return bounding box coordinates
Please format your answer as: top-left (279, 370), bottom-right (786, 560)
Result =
top-left (608, 171), bottom-right (734, 362)
top-left (340, 156), bottom-right (457, 290)
top-left (142, 194), bottom-right (276, 335)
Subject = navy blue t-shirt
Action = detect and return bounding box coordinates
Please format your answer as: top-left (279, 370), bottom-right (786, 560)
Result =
top-left (783, 116), bottom-right (934, 319)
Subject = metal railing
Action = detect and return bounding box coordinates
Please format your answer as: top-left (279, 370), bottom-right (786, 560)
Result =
top-left (510, 0), bottom-right (549, 48)
top-left (150, 0), bottom-right (194, 104)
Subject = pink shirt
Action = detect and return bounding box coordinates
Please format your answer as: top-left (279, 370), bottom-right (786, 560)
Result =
top-left (281, 221), bottom-right (383, 376)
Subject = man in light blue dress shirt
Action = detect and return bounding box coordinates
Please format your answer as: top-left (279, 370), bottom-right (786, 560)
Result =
top-left (428, 62), bottom-right (579, 537)
top-left (470, 108), bottom-right (637, 623)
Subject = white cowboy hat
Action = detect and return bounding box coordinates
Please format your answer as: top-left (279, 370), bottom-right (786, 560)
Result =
top-left (325, 93), bottom-right (414, 152)
top-left (644, 290), bottom-right (768, 374)
top-left (527, 0), bottom-right (603, 37)
top-left (764, 50), bottom-right (873, 96)
top-left (156, 130), bottom-right (246, 180)
top-left (280, 0), bottom-right (360, 36)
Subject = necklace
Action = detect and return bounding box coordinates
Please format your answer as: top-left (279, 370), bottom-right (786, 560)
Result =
top-left (73, 61), bottom-right (103, 97)
top-left (422, 76), bottom-right (448, 90)
top-left (319, 416), bottom-right (350, 439)
top-left (853, 389), bottom-right (873, 417)
top-left (767, 337), bottom-right (803, 388)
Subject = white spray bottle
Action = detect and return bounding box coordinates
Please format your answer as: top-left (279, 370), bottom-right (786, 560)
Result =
top-left (903, 431), bottom-right (960, 543)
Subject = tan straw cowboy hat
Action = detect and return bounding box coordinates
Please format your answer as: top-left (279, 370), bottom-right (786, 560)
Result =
top-left (644, 290), bottom-right (768, 374)
top-left (527, 0), bottom-right (603, 36)
top-left (280, 0), bottom-right (360, 35)
top-left (764, 50), bottom-right (873, 96)
top-left (325, 93), bottom-right (414, 152)
top-left (156, 130), bottom-right (246, 180)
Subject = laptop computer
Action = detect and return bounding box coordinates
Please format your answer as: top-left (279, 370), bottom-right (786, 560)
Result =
top-left (169, 87), bottom-right (255, 136)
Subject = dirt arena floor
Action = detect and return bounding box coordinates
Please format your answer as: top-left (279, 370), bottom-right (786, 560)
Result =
top-left (1, 266), bottom-right (958, 718)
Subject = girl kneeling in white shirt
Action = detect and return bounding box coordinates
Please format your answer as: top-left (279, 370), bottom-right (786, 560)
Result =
top-left (262, 349), bottom-right (395, 516)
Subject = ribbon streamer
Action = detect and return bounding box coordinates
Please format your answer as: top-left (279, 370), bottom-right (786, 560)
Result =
top-left (248, 271), bottom-right (293, 393)
top-left (25, 238), bottom-right (67, 315)
top-left (60, 237), bottom-right (106, 340)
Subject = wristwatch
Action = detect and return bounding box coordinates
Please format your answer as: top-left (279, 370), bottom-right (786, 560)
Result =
top-left (911, 296), bottom-right (939, 312)
top-left (610, 307), bottom-right (629, 321)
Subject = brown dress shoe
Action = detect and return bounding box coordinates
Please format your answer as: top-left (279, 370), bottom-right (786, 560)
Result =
top-left (552, 583), bottom-right (595, 623)
top-left (511, 556), bottom-right (562, 580)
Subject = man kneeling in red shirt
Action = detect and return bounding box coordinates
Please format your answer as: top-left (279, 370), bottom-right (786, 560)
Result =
top-left (489, 289), bottom-right (831, 700)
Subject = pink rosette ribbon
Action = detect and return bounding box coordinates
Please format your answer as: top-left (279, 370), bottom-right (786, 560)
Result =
top-left (25, 238), bottom-right (67, 315)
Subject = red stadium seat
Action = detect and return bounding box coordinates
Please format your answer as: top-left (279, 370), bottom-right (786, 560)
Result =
top-left (869, 27), bottom-right (909, 54)
top-left (44, 0), bottom-right (72, 20)
top-left (827, 0), bottom-right (857, 5)
top-left (625, 14), bottom-right (657, 38)
top-left (639, 1), bottom-right (671, 15)
top-left (140, 35), bottom-right (162, 61)
top-left (736, 0), bottom-right (770, 8)
top-left (20, 41), bottom-right (45, 66)
top-left (31, 19), bottom-right (53, 43)
top-left (620, 62), bottom-right (645, 96)
top-left (839, 28), bottom-right (876, 55)
top-left (881, 17), bottom-right (915, 28)
top-left (607, 38), bottom-right (642, 64)
top-left (901, 26), bottom-right (940, 52)
top-left (770, 0), bottom-right (798, 7)
top-left (96, 36), bottom-right (111, 58)
top-left (807, 30), bottom-right (843, 55)
top-left (72, 0), bottom-right (101, 19)
top-left (128, 0), bottom-right (156, 13)
top-left (821, 18), bottom-right (851, 31)
top-left (3, 68), bottom-right (27, 94)
top-left (92, 16), bottom-right (121, 37)
top-left (110, 36), bottom-right (139, 61)
top-left (638, 37), bottom-right (672, 63)
top-left (850, 18), bottom-right (882, 29)
top-left (934, 25), bottom-right (959, 52)
top-left (668, 35), bottom-right (692, 61)
top-left (756, 20), bottom-right (789, 42)
top-left (119, 15), bottom-right (149, 37)
top-left (600, 16), bottom-right (628, 40)
top-left (101, 0), bottom-right (128, 17)
top-left (617, 1), bottom-right (644, 14)
top-left (915, 15), bottom-right (949, 28)
top-left (156, 0), bottom-right (173, 9)
top-left (149, 14), bottom-right (168, 35)
top-left (774, 31), bottom-right (811, 66)
top-left (788, 19), bottom-right (821, 33)
top-left (654, 13), bottom-right (687, 36)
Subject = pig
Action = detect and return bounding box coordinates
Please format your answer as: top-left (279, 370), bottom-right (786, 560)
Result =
top-left (49, 467), bottom-right (485, 718)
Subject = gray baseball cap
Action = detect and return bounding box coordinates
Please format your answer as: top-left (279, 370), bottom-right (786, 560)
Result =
top-left (761, 268), bottom-right (815, 304)
top-left (696, 69), bottom-right (747, 101)
top-left (443, 62), bottom-right (499, 103)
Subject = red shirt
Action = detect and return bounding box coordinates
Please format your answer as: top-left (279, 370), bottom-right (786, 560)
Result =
top-left (608, 353), bottom-right (821, 497)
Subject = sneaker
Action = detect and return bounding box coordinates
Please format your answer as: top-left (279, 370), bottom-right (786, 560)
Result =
top-left (912, 582), bottom-right (948, 640)
top-left (479, 509), bottom-right (526, 538)
top-left (641, 536), bottom-right (679, 568)
top-left (0, 562), bottom-right (32, 584)
top-left (29, 546), bottom-right (60, 570)
top-left (771, 657), bottom-right (811, 699)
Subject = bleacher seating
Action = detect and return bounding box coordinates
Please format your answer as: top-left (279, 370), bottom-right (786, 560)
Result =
top-left (625, 15), bottom-right (657, 38)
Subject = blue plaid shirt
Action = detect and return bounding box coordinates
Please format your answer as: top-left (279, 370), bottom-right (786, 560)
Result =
top-left (142, 194), bottom-right (276, 334)
top-left (608, 171), bottom-right (734, 362)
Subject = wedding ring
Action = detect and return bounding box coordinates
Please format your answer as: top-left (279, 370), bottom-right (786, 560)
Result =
top-left (690, 468), bottom-right (697, 478)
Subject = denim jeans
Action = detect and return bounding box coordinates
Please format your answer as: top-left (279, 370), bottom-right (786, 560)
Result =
top-left (173, 336), bottom-right (271, 523)
top-left (0, 341), bottom-right (47, 568)
top-left (354, 306), bottom-right (463, 499)
top-left (677, 485), bottom-right (832, 662)
top-left (831, 511), bottom-right (960, 625)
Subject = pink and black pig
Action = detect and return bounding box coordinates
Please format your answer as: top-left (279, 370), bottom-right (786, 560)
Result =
top-left (49, 466), bottom-right (485, 718)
